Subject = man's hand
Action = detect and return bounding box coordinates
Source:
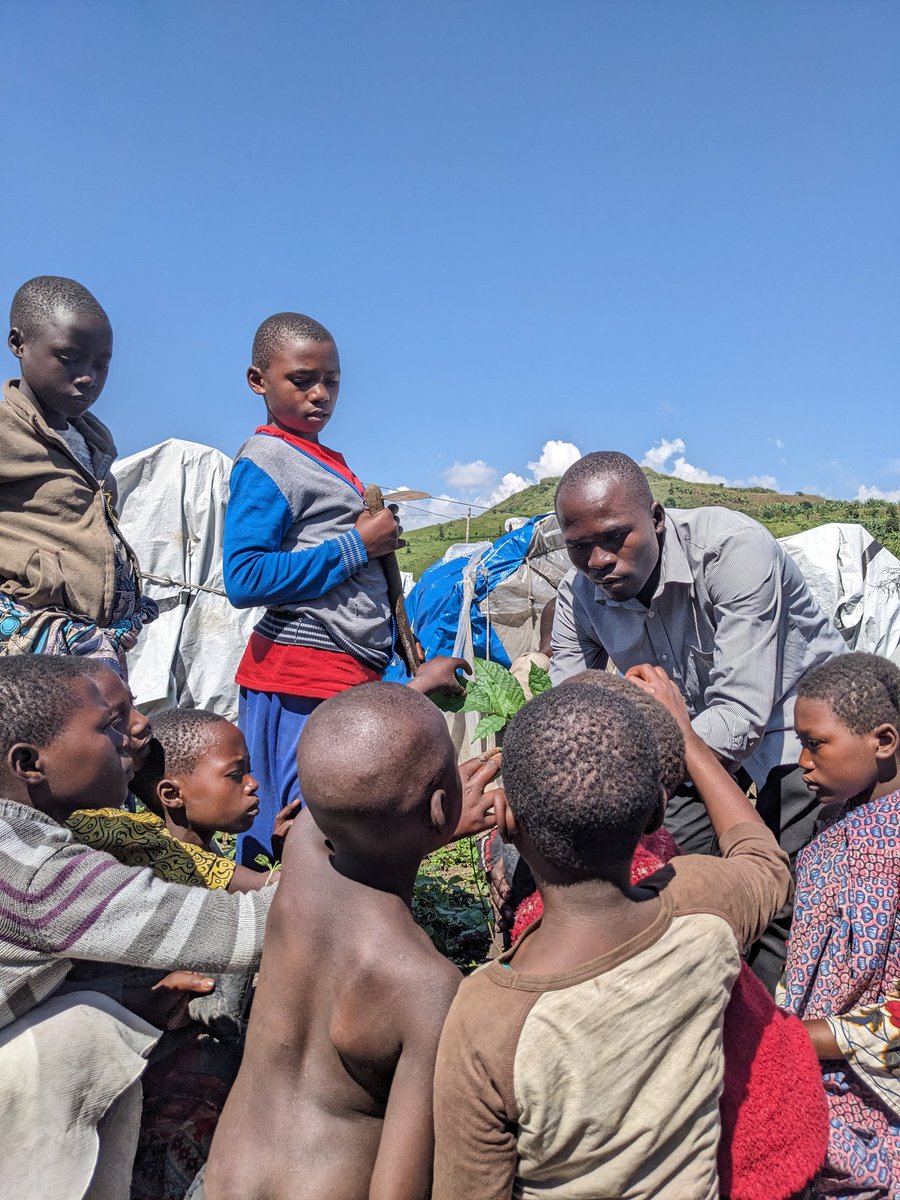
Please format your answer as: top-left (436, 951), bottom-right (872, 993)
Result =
top-left (355, 505), bottom-right (403, 557)
top-left (407, 655), bottom-right (471, 696)
top-left (450, 752), bottom-right (502, 840)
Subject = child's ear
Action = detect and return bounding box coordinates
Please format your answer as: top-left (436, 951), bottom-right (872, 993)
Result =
top-left (429, 788), bottom-right (450, 836)
top-left (246, 365), bottom-right (266, 396)
top-left (7, 743), bottom-right (44, 783)
top-left (492, 788), bottom-right (520, 844)
top-left (156, 778), bottom-right (185, 813)
top-left (874, 723), bottom-right (899, 761)
top-left (643, 788), bottom-right (667, 835)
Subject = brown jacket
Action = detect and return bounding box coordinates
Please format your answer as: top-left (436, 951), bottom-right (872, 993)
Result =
top-left (0, 380), bottom-right (141, 626)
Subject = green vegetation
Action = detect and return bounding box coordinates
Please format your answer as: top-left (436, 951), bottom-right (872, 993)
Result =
top-left (413, 837), bottom-right (492, 971)
top-left (402, 470), bottom-right (900, 579)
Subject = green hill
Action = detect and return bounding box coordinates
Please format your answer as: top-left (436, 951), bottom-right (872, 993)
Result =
top-left (400, 470), bottom-right (900, 580)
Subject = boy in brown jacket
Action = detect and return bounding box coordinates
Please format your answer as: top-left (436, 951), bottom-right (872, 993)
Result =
top-left (1, 274), bottom-right (156, 671)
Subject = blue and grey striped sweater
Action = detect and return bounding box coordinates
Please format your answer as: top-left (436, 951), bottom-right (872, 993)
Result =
top-left (223, 431), bottom-right (393, 672)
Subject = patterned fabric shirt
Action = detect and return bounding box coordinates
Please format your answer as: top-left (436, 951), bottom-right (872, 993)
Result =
top-left (0, 798), bottom-right (272, 1029)
top-left (780, 790), bottom-right (900, 1196)
top-left (550, 507), bottom-right (847, 784)
top-left (66, 808), bottom-right (236, 889)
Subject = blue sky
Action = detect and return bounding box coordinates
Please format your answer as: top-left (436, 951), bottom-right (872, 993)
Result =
top-left (4, 1), bottom-right (898, 524)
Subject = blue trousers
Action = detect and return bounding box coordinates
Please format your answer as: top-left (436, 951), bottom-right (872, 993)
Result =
top-left (236, 689), bottom-right (321, 869)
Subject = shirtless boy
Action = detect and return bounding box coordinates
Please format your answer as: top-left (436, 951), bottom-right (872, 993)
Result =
top-left (201, 682), bottom-right (499, 1200)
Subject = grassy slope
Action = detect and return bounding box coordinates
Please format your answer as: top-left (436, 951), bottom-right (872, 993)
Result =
top-left (402, 470), bottom-right (900, 579)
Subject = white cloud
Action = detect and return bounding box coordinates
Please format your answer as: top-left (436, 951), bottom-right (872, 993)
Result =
top-left (443, 459), bottom-right (497, 491)
top-left (399, 439), bottom-right (585, 534)
top-left (670, 457), bottom-right (728, 486)
top-left (856, 485), bottom-right (900, 502)
top-left (641, 437), bottom-right (778, 491)
top-left (487, 472), bottom-right (530, 507)
top-left (527, 440), bottom-right (582, 482)
top-left (641, 437), bottom-right (686, 472)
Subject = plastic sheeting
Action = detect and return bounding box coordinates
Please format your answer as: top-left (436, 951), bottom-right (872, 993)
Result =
top-left (113, 439), bottom-right (260, 720)
top-left (779, 523), bottom-right (900, 663)
top-left (389, 513), bottom-right (570, 676)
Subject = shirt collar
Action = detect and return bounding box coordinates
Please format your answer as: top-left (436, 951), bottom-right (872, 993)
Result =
top-left (592, 511), bottom-right (693, 608)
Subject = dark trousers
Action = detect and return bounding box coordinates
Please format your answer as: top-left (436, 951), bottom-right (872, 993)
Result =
top-left (663, 763), bottom-right (819, 994)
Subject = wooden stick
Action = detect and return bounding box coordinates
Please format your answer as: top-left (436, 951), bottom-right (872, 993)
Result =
top-left (364, 484), bottom-right (420, 676)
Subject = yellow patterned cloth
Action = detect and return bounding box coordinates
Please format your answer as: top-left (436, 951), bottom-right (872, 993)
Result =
top-left (66, 808), bottom-right (236, 890)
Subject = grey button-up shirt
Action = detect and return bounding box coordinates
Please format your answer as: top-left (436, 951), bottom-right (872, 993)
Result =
top-left (550, 507), bottom-right (847, 785)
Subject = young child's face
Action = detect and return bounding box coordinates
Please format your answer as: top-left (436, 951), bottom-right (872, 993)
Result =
top-left (248, 337), bottom-right (340, 442)
top-left (40, 676), bottom-right (133, 813)
top-left (93, 667), bottom-right (153, 770)
top-left (10, 308), bottom-right (112, 423)
top-left (795, 696), bottom-right (880, 806)
top-left (175, 723), bottom-right (260, 837)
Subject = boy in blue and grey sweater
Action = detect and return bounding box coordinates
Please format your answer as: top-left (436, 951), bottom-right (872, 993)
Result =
top-left (224, 313), bottom-right (456, 867)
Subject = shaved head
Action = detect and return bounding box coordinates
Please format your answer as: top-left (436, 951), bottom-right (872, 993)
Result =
top-left (556, 452), bottom-right (653, 510)
top-left (297, 683), bottom-right (459, 843)
top-left (10, 275), bottom-right (108, 338)
top-left (252, 312), bottom-right (334, 371)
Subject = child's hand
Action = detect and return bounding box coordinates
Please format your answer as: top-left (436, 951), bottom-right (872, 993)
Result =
top-left (488, 854), bottom-right (515, 933)
top-left (451, 752), bottom-right (502, 840)
top-left (624, 664), bottom-right (695, 737)
top-left (141, 970), bottom-right (215, 1030)
top-left (407, 656), bottom-right (471, 696)
top-left (271, 797), bottom-right (301, 861)
top-left (355, 505), bottom-right (403, 557)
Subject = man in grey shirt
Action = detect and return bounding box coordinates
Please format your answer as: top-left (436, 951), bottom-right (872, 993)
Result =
top-left (551, 451), bottom-right (846, 988)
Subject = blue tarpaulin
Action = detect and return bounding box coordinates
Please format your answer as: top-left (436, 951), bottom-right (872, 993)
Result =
top-left (385, 515), bottom-right (551, 680)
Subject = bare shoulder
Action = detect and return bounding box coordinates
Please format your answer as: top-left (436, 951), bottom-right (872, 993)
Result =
top-left (376, 927), bottom-right (462, 1035)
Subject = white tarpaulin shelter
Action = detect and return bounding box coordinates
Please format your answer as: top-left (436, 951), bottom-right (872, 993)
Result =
top-left (779, 522), bottom-right (900, 664)
top-left (113, 439), bottom-right (260, 720)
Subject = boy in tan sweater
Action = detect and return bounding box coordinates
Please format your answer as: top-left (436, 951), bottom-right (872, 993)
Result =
top-left (2, 274), bottom-right (156, 670)
top-left (433, 670), bottom-right (791, 1200)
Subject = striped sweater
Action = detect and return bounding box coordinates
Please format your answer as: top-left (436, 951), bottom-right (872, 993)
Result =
top-left (0, 798), bottom-right (273, 1029)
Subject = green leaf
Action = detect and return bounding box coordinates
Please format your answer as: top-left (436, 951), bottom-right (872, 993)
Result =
top-left (472, 712), bottom-right (507, 743)
top-left (528, 662), bottom-right (553, 697)
top-left (431, 689), bottom-right (467, 713)
top-left (466, 658), bottom-right (527, 720)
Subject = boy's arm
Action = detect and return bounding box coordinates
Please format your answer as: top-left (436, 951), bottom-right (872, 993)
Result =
top-left (432, 980), bottom-right (519, 1200)
top-left (626, 665), bottom-right (792, 948)
top-left (368, 960), bottom-right (461, 1200)
top-left (223, 458), bottom-right (371, 609)
top-left (625, 665), bottom-right (767, 839)
top-left (28, 840), bottom-right (273, 974)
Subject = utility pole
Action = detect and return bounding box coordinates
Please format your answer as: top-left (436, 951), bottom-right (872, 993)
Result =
top-left (465, 506), bottom-right (471, 542)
